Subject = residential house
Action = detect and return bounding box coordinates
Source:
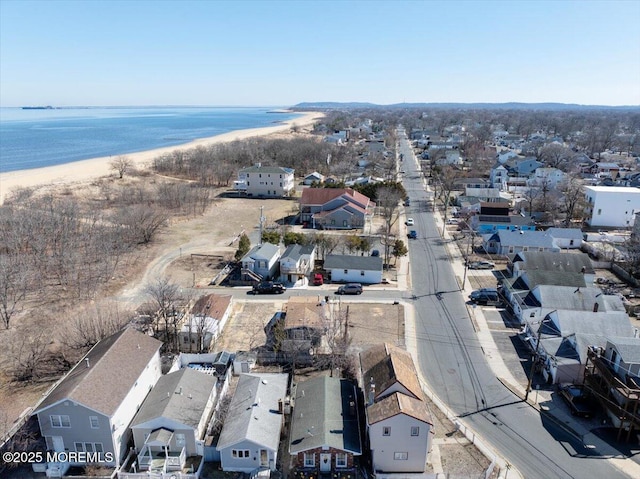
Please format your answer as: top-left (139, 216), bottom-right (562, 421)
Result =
top-left (359, 344), bottom-right (433, 473)
top-left (469, 202), bottom-right (535, 234)
top-left (179, 294), bottom-right (233, 353)
top-left (521, 309), bottom-right (634, 384)
top-left (583, 186), bottom-right (640, 228)
top-left (490, 164), bottom-right (509, 191)
top-left (584, 340), bottom-right (640, 441)
top-left (299, 188), bottom-right (373, 230)
top-left (483, 230), bottom-right (560, 255)
top-left (279, 244), bottom-right (316, 285)
top-left (324, 254), bottom-right (383, 284)
top-left (217, 373), bottom-right (288, 473)
top-left (504, 157), bottom-right (543, 176)
top-left (241, 243), bottom-right (281, 281)
top-left (303, 172), bottom-right (325, 185)
top-left (528, 167), bottom-right (566, 189)
top-left (127, 369), bottom-right (217, 476)
top-left (289, 376), bottom-right (361, 478)
top-left (235, 164), bottom-right (295, 198)
top-left (33, 328), bottom-right (162, 474)
top-left (507, 251), bottom-right (595, 282)
top-left (593, 162), bottom-right (621, 179)
top-left (544, 228), bottom-right (583, 250)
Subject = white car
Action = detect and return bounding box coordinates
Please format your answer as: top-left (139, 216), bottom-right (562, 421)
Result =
top-left (406, 218), bottom-right (414, 226)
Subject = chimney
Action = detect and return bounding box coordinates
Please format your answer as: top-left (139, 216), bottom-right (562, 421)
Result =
top-left (85, 358), bottom-right (90, 368)
top-left (368, 377), bottom-right (376, 406)
top-left (593, 302), bottom-right (599, 312)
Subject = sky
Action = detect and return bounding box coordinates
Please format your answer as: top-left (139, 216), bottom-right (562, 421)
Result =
top-left (1, 0), bottom-right (639, 107)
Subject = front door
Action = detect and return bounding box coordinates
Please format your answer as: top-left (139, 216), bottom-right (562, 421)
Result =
top-left (52, 436), bottom-right (64, 452)
top-left (259, 449), bottom-right (268, 467)
top-left (320, 453), bottom-right (331, 472)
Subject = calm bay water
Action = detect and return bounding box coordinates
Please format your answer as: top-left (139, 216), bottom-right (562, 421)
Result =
top-left (0, 107), bottom-right (302, 173)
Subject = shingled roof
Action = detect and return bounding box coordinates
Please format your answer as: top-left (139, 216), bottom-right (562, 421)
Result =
top-left (34, 328), bottom-right (162, 417)
top-left (360, 343), bottom-right (423, 402)
top-left (367, 392), bottom-right (433, 426)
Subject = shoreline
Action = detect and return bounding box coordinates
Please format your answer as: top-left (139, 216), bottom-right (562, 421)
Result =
top-left (0, 111), bottom-right (323, 204)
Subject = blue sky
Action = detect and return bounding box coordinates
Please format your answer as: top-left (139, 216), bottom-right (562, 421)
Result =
top-left (1, 0), bottom-right (639, 107)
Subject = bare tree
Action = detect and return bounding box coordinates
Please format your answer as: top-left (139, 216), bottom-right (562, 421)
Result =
top-left (559, 176), bottom-right (587, 226)
top-left (9, 328), bottom-right (49, 382)
top-left (109, 155), bottom-right (133, 179)
top-left (116, 205), bottom-right (168, 245)
top-left (0, 255), bottom-right (29, 329)
top-left (376, 186), bottom-right (402, 269)
top-left (144, 277), bottom-right (181, 346)
top-left (538, 143), bottom-right (573, 170)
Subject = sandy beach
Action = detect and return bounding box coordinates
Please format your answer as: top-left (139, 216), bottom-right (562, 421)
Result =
top-left (0, 111), bottom-right (323, 204)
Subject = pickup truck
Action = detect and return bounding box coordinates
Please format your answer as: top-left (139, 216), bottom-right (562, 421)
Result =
top-left (407, 230), bottom-right (417, 239)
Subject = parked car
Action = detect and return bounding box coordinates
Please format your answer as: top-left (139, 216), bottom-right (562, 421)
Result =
top-left (446, 218), bottom-right (459, 225)
top-left (403, 198), bottom-right (411, 206)
top-left (252, 281), bottom-right (286, 294)
top-left (371, 249), bottom-right (380, 257)
top-left (406, 218), bottom-right (415, 226)
top-left (469, 288), bottom-right (499, 305)
top-left (467, 260), bottom-right (495, 270)
top-left (408, 230), bottom-right (417, 239)
top-left (336, 283), bottom-right (363, 295)
top-left (559, 385), bottom-right (596, 418)
top-left (312, 273), bottom-right (324, 286)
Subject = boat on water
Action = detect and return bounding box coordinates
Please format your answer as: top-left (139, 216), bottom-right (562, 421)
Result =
top-left (21, 105), bottom-right (55, 110)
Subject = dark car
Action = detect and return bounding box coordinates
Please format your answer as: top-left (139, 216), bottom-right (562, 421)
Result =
top-left (252, 281), bottom-right (286, 295)
top-left (336, 283), bottom-right (363, 295)
top-left (467, 260), bottom-right (495, 270)
top-left (408, 230), bottom-right (417, 239)
top-left (469, 288), bottom-right (499, 305)
top-left (559, 385), bottom-right (596, 418)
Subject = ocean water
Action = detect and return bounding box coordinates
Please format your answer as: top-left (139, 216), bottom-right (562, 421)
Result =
top-left (0, 107), bottom-right (302, 173)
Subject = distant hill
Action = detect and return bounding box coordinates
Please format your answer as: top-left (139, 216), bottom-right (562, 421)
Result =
top-left (293, 101), bottom-right (640, 111)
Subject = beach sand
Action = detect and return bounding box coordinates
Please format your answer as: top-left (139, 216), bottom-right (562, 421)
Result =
top-left (0, 111), bottom-right (323, 204)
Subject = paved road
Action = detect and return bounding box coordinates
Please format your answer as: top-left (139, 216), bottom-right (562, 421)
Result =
top-left (397, 130), bottom-right (632, 479)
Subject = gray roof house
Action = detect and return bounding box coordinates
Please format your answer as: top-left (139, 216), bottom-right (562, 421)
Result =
top-left (279, 244), bottom-right (316, 285)
top-left (483, 230), bottom-right (561, 255)
top-left (545, 228), bottom-right (584, 249)
top-left (508, 251), bottom-right (595, 281)
top-left (235, 164), bottom-right (295, 198)
top-left (324, 254), bottom-right (383, 284)
top-left (217, 373), bottom-right (288, 473)
top-left (289, 376), bottom-right (361, 475)
top-left (128, 368), bottom-right (217, 475)
top-left (33, 328), bottom-right (162, 473)
top-left (241, 243), bottom-right (281, 282)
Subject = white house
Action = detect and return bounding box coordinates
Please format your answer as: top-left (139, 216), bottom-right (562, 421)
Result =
top-left (324, 254), bottom-right (383, 284)
top-left (545, 228), bottom-right (583, 250)
top-left (279, 244), bottom-right (316, 285)
top-left (217, 373), bottom-right (288, 473)
top-left (303, 171), bottom-right (325, 185)
top-left (128, 368), bottom-right (217, 475)
top-left (359, 344), bottom-right (433, 473)
top-left (33, 328), bottom-right (162, 475)
top-left (179, 294), bottom-right (233, 353)
top-left (235, 164), bottom-right (295, 198)
top-left (584, 186), bottom-right (640, 228)
top-left (528, 167), bottom-right (566, 189)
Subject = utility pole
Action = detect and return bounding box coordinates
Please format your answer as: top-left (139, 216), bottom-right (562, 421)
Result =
top-left (525, 316), bottom-right (550, 401)
top-left (258, 206), bottom-right (265, 245)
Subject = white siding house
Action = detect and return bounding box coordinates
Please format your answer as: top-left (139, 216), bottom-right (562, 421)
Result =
top-left (33, 329), bottom-right (162, 474)
top-left (324, 255), bottom-right (383, 284)
top-left (235, 164), bottom-right (295, 197)
top-left (584, 186), bottom-right (640, 228)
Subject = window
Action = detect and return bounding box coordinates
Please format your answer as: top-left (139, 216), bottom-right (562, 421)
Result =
top-left (411, 426), bottom-right (419, 436)
top-left (247, 181), bottom-right (250, 186)
top-left (597, 209), bottom-right (601, 215)
top-left (75, 442), bottom-right (84, 452)
top-left (360, 270), bottom-right (365, 276)
top-left (89, 416), bottom-right (99, 429)
top-left (382, 426), bottom-right (391, 436)
top-left (94, 443), bottom-right (104, 453)
top-left (50, 415), bottom-right (70, 428)
top-left (175, 433), bottom-right (186, 448)
top-left (570, 240), bottom-right (574, 246)
top-left (304, 453), bottom-right (315, 467)
top-left (232, 449), bottom-right (250, 458)
top-left (394, 452), bottom-right (408, 460)
top-left (336, 453), bottom-right (347, 468)
top-left (344, 269), bottom-right (348, 274)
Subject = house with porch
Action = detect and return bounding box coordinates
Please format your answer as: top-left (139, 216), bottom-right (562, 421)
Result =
top-left (33, 328), bottom-right (162, 476)
top-left (125, 368), bottom-right (217, 477)
top-left (324, 254), bottom-right (383, 284)
top-left (289, 376), bottom-right (361, 478)
top-left (359, 344), bottom-right (433, 474)
top-left (483, 230), bottom-right (560, 255)
top-left (279, 244), bottom-right (316, 286)
top-left (179, 294), bottom-right (233, 353)
top-left (241, 243), bottom-right (281, 282)
top-left (217, 373), bottom-right (288, 473)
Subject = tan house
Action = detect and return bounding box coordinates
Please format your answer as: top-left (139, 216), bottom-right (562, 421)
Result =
top-left (179, 294), bottom-right (233, 353)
